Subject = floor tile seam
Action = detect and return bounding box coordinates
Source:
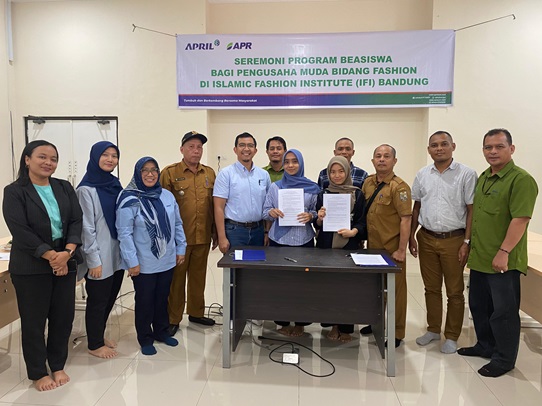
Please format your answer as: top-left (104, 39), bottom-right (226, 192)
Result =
top-left (478, 376), bottom-right (506, 406)
top-left (0, 379), bottom-right (26, 402)
top-left (90, 358), bottom-right (136, 406)
top-left (386, 375), bottom-right (408, 406)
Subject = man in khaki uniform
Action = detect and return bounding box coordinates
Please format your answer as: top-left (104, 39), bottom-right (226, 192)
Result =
top-left (161, 131), bottom-right (218, 335)
top-left (360, 144), bottom-right (412, 348)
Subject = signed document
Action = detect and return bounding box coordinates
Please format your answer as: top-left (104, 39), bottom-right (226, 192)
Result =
top-left (323, 193), bottom-right (350, 232)
top-left (278, 188), bottom-right (305, 227)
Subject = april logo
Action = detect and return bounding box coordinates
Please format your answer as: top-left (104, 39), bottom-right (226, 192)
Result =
top-left (185, 39), bottom-right (220, 51)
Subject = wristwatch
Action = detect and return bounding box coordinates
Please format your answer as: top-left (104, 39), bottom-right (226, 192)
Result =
top-left (463, 239), bottom-right (470, 246)
top-left (64, 248), bottom-right (75, 257)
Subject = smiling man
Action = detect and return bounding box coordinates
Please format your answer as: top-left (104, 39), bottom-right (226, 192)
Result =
top-left (213, 132), bottom-right (271, 254)
top-left (409, 131), bottom-right (477, 354)
top-left (459, 129), bottom-right (538, 378)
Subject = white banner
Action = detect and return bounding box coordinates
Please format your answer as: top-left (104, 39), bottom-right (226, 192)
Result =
top-left (176, 30), bottom-right (455, 109)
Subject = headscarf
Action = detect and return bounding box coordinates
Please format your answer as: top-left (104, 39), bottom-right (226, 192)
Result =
top-left (325, 156), bottom-right (360, 249)
top-left (116, 157), bottom-right (171, 259)
top-left (275, 149), bottom-right (320, 194)
top-left (78, 141), bottom-right (123, 239)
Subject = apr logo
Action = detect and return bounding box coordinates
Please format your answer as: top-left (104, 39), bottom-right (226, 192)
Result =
top-left (226, 42), bottom-right (253, 50)
top-left (185, 39), bottom-right (220, 51)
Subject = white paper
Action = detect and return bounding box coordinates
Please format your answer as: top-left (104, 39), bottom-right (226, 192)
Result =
top-left (278, 188), bottom-right (305, 227)
top-left (322, 193), bottom-right (350, 232)
top-left (0, 253), bottom-right (10, 261)
top-left (350, 254), bottom-right (388, 266)
top-left (234, 250), bottom-right (243, 260)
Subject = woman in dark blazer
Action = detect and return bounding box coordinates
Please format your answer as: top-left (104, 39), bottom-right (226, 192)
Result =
top-left (2, 140), bottom-right (82, 392)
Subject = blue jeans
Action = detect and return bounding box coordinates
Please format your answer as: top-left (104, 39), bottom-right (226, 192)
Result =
top-left (225, 222), bottom-right (264, 248)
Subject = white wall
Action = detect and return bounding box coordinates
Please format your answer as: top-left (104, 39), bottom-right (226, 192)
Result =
top-left (0, 0), bottom-right (13, 235)
top-left (8, 0), bottom-right (209, 186)
top-left (429, 0), bottom-right (542, 232)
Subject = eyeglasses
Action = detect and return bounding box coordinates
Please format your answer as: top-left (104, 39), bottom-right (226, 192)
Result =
top-left (141, 168), bottom-right (159, 174)
top-left (237, 143), bottom-right (255, 149)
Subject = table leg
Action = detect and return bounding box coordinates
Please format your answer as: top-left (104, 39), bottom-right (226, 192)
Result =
top-left (222, 267), bottom-right (232, 368)
top-left (386, 272), bottom-right (396, 377)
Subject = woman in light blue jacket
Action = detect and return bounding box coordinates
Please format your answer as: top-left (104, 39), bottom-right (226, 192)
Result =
top-left (116, 157), bottom-right (187, 356)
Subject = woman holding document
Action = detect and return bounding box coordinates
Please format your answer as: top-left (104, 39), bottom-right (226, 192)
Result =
top-left (262, 149), bottom-right (319, 336)
top-left (315, 156), bottom-right (366, 342)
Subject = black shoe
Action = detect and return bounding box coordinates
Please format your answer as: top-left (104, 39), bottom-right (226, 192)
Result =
top-left (167, 324), bottom-right (179, 336)
top-left (360, 325), bottom-right (373, 335)
top-left (457, 346), bottom-right (492, 359)
top-left (478, 362), bottom-right (513, 378)
top-left (188, 316), bottom-right (215, 326)
top-left (385, 338), bottom-right (402, 348)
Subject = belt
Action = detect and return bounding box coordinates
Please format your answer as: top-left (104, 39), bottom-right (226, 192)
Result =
top-left (421, 227), bottom-right (465, 239)
top-left (225, 219), bottom-right (264, 228)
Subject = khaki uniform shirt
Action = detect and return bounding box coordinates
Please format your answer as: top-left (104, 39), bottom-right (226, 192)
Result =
top-left (160, 160), bottom-right (216, 246)
top-left (362, 172), bottom-right (412, 253)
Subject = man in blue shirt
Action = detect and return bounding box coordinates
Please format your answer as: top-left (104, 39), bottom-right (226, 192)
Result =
top-left (317, 137), bottom-right (368, 189)
top-left (213, 132), bottom-right (271, 253)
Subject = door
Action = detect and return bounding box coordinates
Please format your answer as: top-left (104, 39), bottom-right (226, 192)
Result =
top-left (25, 117), bottom-right (119, 187)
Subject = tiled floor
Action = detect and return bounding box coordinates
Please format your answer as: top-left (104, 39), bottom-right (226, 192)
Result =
top-left (0, 251), bottom-right (541, 405)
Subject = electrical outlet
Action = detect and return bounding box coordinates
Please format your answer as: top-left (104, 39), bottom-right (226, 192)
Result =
top-left (282, 353), bottom-right (299, 364)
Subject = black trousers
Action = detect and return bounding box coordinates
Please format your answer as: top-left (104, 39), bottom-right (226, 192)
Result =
top-left (84, 270), bottom-right (124, 350)
top-left (132, 269), bottom-right (174, 347)
top-left (11, 272), bottom-right (76, 380)
top-left (469, 269), bottom-right (521, 370)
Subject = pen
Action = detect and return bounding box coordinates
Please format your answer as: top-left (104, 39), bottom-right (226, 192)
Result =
top-left (284, 257), bottom-right (298, 263)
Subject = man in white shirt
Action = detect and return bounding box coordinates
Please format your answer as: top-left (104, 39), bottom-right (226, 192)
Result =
top-left (409, 131), bottom-right (477, 354)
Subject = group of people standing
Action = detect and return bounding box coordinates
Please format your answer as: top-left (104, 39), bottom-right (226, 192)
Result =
top-left (1, 127), bottom-right (536, 392)
top-left (214, 128), bottom-right (537, 378)
top-left (2, 133), bottom-right (210, 391)
top-left (409, 129), bottom-right (537, 378)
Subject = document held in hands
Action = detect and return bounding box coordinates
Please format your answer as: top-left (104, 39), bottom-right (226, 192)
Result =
top-left (278, 188), bottom-right (305, 227)
top-left (323, 193), bottom-right (350, 232)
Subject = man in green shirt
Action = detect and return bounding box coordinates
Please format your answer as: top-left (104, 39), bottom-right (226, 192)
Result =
top-left (459, 129), bottom-right (538, 378)
top-left (262, 136), bottom-right (287, 182)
